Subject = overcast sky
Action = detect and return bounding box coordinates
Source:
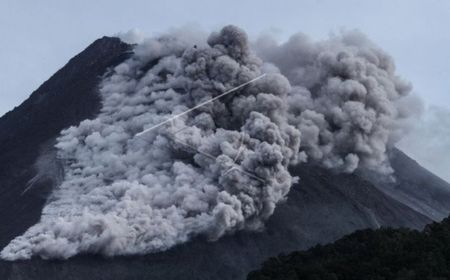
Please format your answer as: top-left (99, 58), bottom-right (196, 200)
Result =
top-left (0, 0), bottom-right (449, 181)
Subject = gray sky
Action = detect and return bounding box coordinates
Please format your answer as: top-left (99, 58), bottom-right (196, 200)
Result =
top-left (0, 0), bottom-right (449, 180)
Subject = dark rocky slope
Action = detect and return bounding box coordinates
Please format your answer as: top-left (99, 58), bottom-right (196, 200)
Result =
top-left (0, 37), bottom-right (448, 280)
top-left (372, 149), bottom-right (450, 222)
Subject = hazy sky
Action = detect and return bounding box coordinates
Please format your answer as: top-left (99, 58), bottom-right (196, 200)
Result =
top-left (0, 0), bottom-right (449, 180)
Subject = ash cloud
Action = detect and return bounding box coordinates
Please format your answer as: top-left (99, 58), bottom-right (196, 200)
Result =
top-left (1, 26), bottom-right (419, 260)
top-left (256, 31), bottom-right (418, 174)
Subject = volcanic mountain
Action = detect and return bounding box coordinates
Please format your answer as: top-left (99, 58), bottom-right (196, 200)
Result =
top-left (0, 36), bottom-right (449, 280)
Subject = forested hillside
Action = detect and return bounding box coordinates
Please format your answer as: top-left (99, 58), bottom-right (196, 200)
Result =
top-left (248, 216), bottom-right (450, 280)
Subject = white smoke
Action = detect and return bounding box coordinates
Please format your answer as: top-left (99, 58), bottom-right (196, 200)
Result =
top-left (116, 28), bottom-right (145, 45)
top-left (1, 26), bottom-right (419, 260)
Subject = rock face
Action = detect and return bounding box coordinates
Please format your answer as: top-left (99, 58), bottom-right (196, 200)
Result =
top-left (0, 37), bottom-right (448, 280)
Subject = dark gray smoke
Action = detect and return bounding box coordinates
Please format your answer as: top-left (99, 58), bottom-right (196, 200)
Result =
top-left (1, 26), bottom-right (419, 260)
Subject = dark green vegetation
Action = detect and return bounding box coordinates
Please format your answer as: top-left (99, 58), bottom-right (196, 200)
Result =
top-left (248, 216), bottom-right (450, 280)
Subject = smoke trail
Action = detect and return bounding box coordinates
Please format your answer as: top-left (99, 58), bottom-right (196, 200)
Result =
top-left (1, 26), bottom-right (418, 260)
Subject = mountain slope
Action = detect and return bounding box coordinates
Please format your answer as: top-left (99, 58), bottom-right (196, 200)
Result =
top-left (0, 37), bottom-right (448, 280)
top-left (0, 163), bottom-right (434, 280)
top-left (0, 37), bottom-right (131, 249)
top-left (372, 149), bottom-right (450, 221)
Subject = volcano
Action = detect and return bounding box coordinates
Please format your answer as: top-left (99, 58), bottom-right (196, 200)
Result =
top-left (0, 36), bottom-right (449, 280)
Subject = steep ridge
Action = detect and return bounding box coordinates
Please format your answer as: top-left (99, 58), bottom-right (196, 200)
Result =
top-left (0, 37), bottom-right (448, 280)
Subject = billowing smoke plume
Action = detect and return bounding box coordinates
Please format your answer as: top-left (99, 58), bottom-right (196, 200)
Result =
top-left (1, 26), bottom-right (418, 260)
top-left (256, 31), bottom-right (416, 174)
